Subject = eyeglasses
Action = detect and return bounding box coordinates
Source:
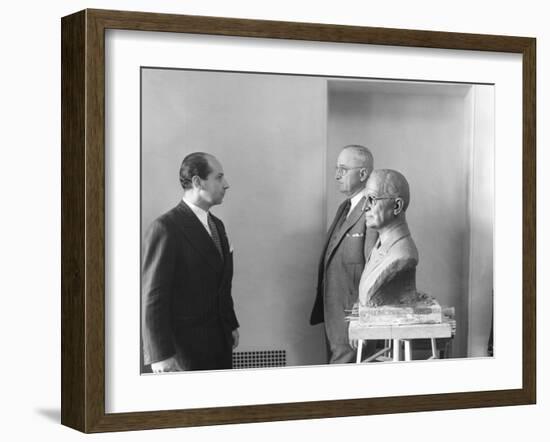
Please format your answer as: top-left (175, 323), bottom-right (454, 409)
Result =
top-left (335, 166), bottom-right (363, 177)
top-left (363, 194), bottom-right (396, 210)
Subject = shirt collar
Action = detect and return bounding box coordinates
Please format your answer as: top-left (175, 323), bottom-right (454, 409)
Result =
top-left (182, 196), bottom-right (210, 226)
top-left (349, 191), bottom-right (365, 214)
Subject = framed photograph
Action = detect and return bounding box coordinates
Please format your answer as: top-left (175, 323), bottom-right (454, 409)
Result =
top-left (61, 9), bottom-right (536, 433)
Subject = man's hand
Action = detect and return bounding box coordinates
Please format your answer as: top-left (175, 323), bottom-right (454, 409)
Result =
top-left (349, 338), bottom-right (358, 350)
top-left (232, 329), bottom-right (240, 350)
top-left (151, 356), bottom-right (182, 373)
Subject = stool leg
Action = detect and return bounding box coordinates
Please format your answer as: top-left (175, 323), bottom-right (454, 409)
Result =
top-left (431, 338), bottom-right (438, 359)
top-left (393, 339), bottom-right (401, 361)
top-left (404, 340), bottom-right (412, 361)
top-left (356, 340), bottom-right (363, 363)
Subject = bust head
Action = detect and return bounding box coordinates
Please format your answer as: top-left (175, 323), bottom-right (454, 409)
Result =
top-left (364, 169), bottom-right (410, 231)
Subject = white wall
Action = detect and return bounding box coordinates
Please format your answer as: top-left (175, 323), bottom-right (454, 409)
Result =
top-left (142, 69), bottom-right (328, 366)
top-left (2, 1), bottom-right (547, 442)
top-left (467, 86), bottom-right (495, 356)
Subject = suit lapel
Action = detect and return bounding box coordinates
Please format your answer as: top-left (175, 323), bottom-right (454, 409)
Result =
top-left (340, 196), bottom-right (365, 234)
top-left (366, 238), bottom-right (383, 272)
top-left (319, 200), bottom-right (349, 266)
top-left (173, 201), bottom-right (223, 271)
top-left (327, 200), bottom-right (349, 242)
top-left (325, 196), bottom-right (366, 264)
top-left (366, 224), bottom-right (411, 270)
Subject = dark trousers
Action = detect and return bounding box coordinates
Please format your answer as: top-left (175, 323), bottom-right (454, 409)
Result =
top-left (174, 321), bottom-right (233, 371)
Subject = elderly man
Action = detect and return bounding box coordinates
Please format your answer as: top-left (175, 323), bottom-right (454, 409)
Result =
top-left (142, 152), bottom-right (239, 373)
top-left (358, 169), bottom-right (419, 307)
top-left (310, 144), bottom-right (378, 364)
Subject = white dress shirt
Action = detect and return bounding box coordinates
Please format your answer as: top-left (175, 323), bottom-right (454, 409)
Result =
top-left (182, 196), bottom-right (212, 236)
top-left (347, 191), bottom-right (365, 218)
top-left (182, 197), bottom-right (233, 252)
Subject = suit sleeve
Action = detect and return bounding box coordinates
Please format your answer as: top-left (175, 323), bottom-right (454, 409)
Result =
top-left (142, 220), bottom-right (177, 365)
top-left (226, 270), bottom-right (240, 331)
top-left (218, 220), bottom-right (240, 331)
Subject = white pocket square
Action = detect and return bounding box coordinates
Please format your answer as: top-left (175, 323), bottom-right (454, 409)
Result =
top-left (348, 233), bottom-right (364, 238)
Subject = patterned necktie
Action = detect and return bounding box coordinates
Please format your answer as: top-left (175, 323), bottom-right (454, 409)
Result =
top-left (207, 214), bottom-right (224, 259)
top-left (335, 199), bottom-right (351, 231)
top-left (324, 199), bottom-right (352, 266)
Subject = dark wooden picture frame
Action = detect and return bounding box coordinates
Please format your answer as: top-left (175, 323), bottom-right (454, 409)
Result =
top-left (61, 8), bottom-right (536, 433)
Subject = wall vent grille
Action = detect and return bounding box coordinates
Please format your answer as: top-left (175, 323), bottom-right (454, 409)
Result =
top-left (233, 350), bottom-right (286, 369)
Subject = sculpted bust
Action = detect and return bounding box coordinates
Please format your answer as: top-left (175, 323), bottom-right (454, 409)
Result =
top-left (358, 169), bottom-right (421, 307)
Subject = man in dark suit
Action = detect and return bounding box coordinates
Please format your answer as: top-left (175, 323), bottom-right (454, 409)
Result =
top-left (142, 152), bottom-right (239, 373)
top-left (310, 145), bottom-right (378, 363)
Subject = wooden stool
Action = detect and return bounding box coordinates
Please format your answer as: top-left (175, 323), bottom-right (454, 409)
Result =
top-left (352, 322), bottom-right (453, 363)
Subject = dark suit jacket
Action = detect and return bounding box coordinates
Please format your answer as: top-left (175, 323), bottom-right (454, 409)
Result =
top-left (310, 197), bottom-right (377, 344)
top-left (141, 200), bottom-right (239, 370)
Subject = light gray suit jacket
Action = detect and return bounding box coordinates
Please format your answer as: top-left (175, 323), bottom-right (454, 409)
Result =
top-left (310, 197), bottom-right (377, 345)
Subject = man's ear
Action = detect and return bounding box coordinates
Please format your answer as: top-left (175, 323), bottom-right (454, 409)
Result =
top-left (393, 197), bottom-right (404, 215)
top-left (359, 168), bottom-right (369, 182)
top-left (191, 175), bottom-right (202, 189)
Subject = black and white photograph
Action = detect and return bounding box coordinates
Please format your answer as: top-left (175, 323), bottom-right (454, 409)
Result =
top-left (140, 68), bottom-right (494, 374)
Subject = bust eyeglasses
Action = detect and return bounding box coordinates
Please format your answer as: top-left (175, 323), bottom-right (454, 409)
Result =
top-left (363, 194), bottom-right (396, 210)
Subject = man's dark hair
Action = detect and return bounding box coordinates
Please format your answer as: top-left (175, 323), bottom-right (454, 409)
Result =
top-left (179, 152), bottom-right (212, 190)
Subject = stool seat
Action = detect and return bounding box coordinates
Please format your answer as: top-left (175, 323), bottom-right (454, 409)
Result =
top-left (349, 321), bottom-right (454, 363)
